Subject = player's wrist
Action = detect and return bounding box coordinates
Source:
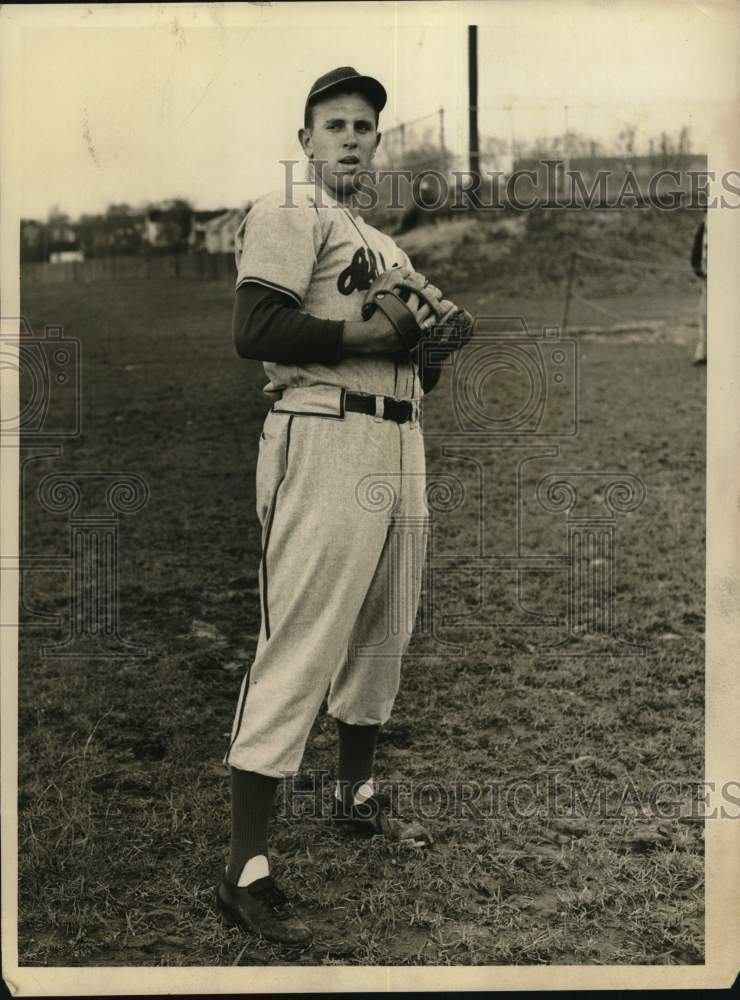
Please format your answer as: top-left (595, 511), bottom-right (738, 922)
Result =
top-left (342, 320), bottom-right (371, 355)
top-left (343, 316), bottom-right (399, 355)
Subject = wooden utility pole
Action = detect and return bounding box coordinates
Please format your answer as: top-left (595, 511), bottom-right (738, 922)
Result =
top-left (468, 25), bottom-right (479, 183)
top-left (562, 103), bottom-right (570, 195)
top-left (561, 252), bottom-right (578, 334)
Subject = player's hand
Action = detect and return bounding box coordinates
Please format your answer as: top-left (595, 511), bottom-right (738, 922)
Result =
top-left (386, 267), bottom-right (443, 303)
top-left (344, 293), bottom-right (435, 354)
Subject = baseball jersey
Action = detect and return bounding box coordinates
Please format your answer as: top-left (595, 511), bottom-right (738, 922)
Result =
top-left (233, 184), bottom-right (422, 401)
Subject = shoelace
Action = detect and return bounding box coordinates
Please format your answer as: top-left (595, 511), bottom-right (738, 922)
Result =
top-left (251, 878), bottom-right (291, 917)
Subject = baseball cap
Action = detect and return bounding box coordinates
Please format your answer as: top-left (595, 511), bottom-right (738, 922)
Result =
top-left (304, 66), bottom-right (387, 124)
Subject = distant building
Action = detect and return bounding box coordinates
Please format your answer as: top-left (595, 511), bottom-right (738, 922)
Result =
top-left (189, 209), bottom-right (230, 252)
top-left (45, 222), bottom-right (84, 264)
top-left (108, 218), bottom-right (144, 255)
top-left (50, 249), bottom-right (85, 264)
top-left (144, 200), bottom-right (192, 251)
top-left (201, 208), bottom-right (247, 255)
top-left (73, 211), bottom-right (145, 258)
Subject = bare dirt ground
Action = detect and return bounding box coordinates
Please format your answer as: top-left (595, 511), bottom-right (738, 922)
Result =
top-left (16, 208), bottom-right (705, 967)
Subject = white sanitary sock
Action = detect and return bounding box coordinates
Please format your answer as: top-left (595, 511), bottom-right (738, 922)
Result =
top-left (235, 853), bottom-right (270, 887)
top-left (336, 777), bottom-right (375, 806)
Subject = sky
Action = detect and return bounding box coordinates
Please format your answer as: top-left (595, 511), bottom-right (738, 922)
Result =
top-left (6, 0), bottom-right (738, 219)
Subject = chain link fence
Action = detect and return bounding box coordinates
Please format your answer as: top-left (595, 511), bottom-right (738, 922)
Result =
top-left (376, 106), bottom-right (513, 176)
top-left (376, 103), bottom-right (703, 177)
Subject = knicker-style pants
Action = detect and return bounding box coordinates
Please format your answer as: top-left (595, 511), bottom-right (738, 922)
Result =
top-left (694, 281), bottom-right (707, 362)
top-left (224, 386), bottom-right (428, 778)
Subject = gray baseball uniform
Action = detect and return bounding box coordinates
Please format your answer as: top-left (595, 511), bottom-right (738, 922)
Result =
top-left (224, 183), bottom-right (429, 778)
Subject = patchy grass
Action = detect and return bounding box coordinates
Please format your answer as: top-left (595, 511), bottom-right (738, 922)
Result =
top-left (16, 247), bottom-right (704, 967)
top-left (395, 205), bottom-right (703, 305)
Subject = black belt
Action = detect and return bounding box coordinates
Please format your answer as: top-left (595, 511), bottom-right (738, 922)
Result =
top-left (343, 392), bottom-right (417, 424)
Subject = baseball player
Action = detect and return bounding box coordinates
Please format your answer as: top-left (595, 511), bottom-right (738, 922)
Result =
top-left (216, 66), bottom-right (470, 947)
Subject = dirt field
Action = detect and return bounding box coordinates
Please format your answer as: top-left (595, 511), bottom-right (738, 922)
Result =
top-left (16, 211), bottom-right (706, 967)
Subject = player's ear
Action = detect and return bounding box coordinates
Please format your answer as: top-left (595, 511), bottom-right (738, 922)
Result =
top-left (298, 127), bottom-right (313, 158)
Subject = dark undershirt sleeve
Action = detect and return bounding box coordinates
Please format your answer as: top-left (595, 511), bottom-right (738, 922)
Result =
top-left (690, 222), bottom-right (705, 275)
top-left (233, 281), bottom-right (345, 365)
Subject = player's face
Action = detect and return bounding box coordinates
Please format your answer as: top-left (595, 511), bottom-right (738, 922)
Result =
top-left (299, 92), bottom-right (381, 198)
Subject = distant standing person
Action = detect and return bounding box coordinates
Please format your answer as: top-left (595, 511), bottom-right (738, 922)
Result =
top-left (691, 213), bottom-right (707, 365)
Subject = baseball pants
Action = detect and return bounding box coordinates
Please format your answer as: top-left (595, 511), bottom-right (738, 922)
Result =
top-left (224, 386), bottom-right (428, 778)
top-left (694, 282), bottom-right (707, 361)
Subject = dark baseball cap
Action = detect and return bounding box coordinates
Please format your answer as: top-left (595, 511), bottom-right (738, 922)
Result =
top-left (304, 66), bottom-right (387, 124)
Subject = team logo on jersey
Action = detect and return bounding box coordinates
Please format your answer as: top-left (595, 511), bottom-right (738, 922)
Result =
top-left (338, 247), bottom-right (386, 296)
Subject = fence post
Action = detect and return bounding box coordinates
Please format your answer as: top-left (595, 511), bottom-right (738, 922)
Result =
top-left (562, 251), bottom-right (577, 334)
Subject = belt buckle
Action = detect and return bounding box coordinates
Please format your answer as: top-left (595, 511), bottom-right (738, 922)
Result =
top-left (373, 395), bottom-right (385, 422)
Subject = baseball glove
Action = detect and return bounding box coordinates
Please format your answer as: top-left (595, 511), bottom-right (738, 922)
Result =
top-left (362, 266), bottom-right (473, 358)
top-left (420, 299), bottom-right (474, 360)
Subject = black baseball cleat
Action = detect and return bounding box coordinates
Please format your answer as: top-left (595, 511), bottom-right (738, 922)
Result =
top-left (332, 791), bottom-right (433, 846)
top-left (216, 874), bottom-right (312, 947)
